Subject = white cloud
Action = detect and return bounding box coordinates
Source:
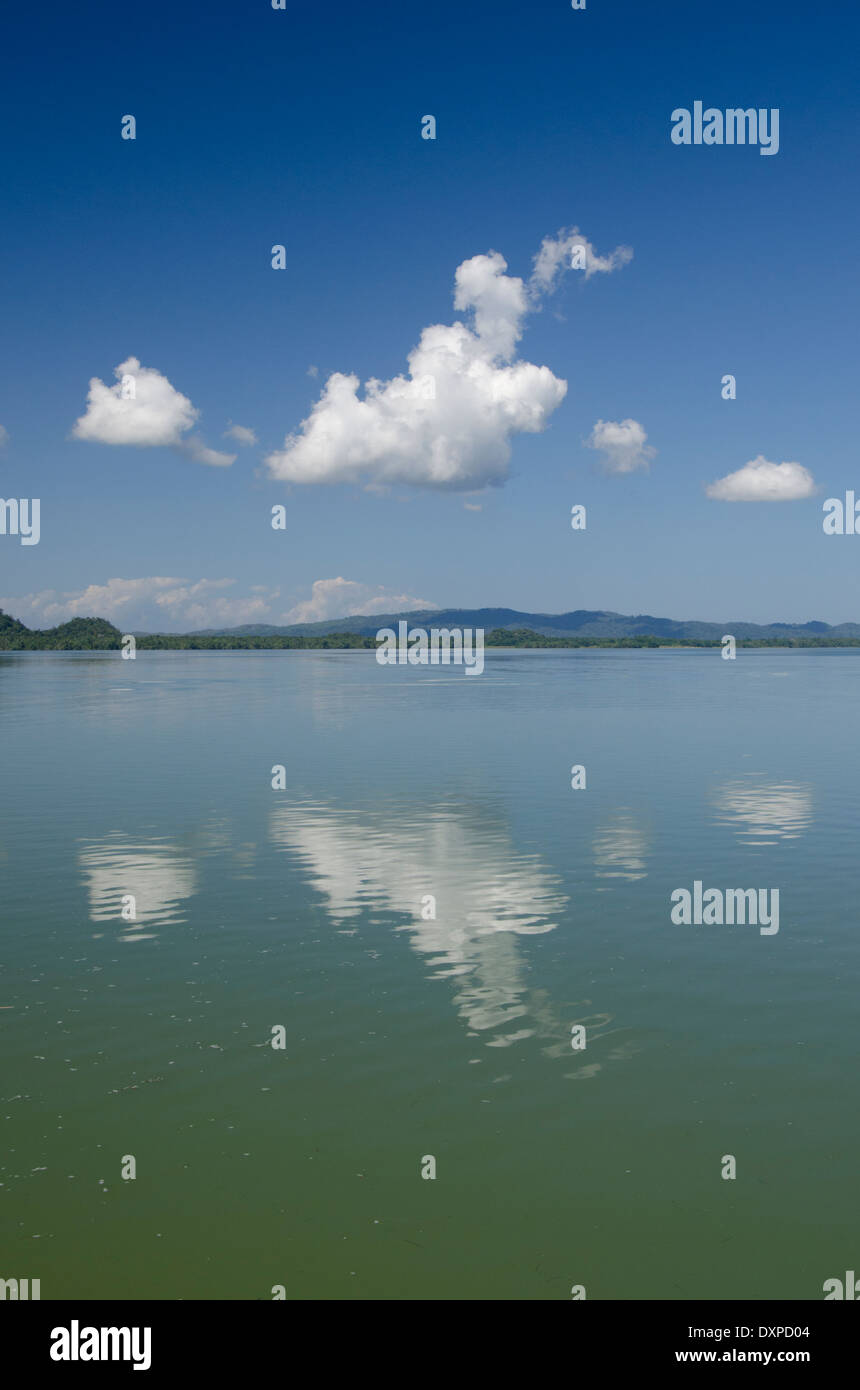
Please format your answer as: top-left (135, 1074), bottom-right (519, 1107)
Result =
top-left (1, 576), bottom-right (433, 632)
top-left (224, 422), bottom-right (258, 446)
top-left (73, 357), bottom-right (196, 446)
top-left (587, 418), bottom-right (655, 474)
top-left (529, 226), bottom-right (634, 293)
top-left (0, 577), bottom-right (280, 632)
top-left (0, 425), bottom-right (8, 448)
top-left (179, 437), bottom-right (236, 468)
top-left (265, 229), bottom-right (632, 492)
top-left (283, 577), bottom-right (436, 625)
top-left (71, 356), bottom-right (232, 467)
top-left (453, 250), bottom-right (529, 360)
top-left (705, 455), bottom-right (816, 501)
top-left (148, 579), bottom-right (273, 628)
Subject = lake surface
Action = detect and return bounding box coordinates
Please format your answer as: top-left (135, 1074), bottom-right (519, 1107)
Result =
top-left (1, 648), bottom-right (858, 1300)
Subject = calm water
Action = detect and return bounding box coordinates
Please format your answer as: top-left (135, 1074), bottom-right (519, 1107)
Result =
top-left (1, 649), bottom-right (858, 1300)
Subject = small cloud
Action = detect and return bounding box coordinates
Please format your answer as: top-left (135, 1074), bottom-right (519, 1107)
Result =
top-left (0, 425), bottom-right (9, 448)
top-left (71, 357), bottom-right (231, 467)
top-left (223, 422), bottom-right (258, 446)
top-left (180, 437), bottom-right (236, 468)
top-left (463, 502), bottom-right (482, 511)
top-left (530, 226), bottom-right (633, 295)
top-left (72, 356), bottom-right (196, 447)
top-left (283, 577), bottom-right (436, 625)
top-left (706, 455), bottom-right (816, 501)
top-left (307, 365), bottom-right (319, 378)
top-left (587, 418), bottom-right (655, 474)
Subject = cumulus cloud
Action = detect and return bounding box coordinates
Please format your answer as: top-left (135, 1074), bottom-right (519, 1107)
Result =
top-left (72, 357), bottom-right (196, 446)
top-left (265, 229), bottom-right (632, 491)
top-left (587, 418), bottom-right (655, 474)
top-left (0, 577), bottom-right (280, 632)
top-left (71, 357), bottom-right (233, 466)
top-left (1, 576), bottom-right (435, 632)
top-left (705, 455), bottom-right (816, 501)
top-left (529, 226), bottom-right (634, 294)
top-left (453, 250), bottom-right (530, 360)
top-left (283, 577), bottom-right (436, 625)
top-left (224, 422), bottom-right (258, 446)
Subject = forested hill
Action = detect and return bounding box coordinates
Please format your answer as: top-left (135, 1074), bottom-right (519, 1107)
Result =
top-left (0, 610), bottom-right (374, 649)
top-left (0, 610), bottom-right (123, 649)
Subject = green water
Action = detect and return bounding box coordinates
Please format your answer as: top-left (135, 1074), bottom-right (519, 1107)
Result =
top-left (1, 649), bottom-right (858, 1299)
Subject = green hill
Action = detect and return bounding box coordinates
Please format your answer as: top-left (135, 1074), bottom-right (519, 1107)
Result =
top-left (0, 610), bottom-right (123, 650)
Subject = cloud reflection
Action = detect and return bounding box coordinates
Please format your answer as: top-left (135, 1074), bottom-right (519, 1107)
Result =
top-left (78, 836), bottom-right (196, 940)
top-left (270, 799), bottom-right (628, 1073)
top-left (710, 778), bottom-right (813, 845)
top-left (592, 812), bottom-right (650, 882)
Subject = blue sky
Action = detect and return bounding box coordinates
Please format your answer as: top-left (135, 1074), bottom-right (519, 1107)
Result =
top-left (1, 0), bottom-right (858, 631)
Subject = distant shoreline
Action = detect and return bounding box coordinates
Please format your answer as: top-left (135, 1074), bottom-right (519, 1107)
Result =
top-left (5, 608), bottom-right (860, 651)
top-left (4, 629), bottom-right (860, 654)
